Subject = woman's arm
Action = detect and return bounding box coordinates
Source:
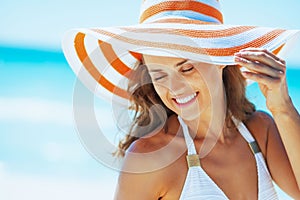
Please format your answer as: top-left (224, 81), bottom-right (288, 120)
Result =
top-left (234, 48), bottom-right (300, 196)
top-left (114, 170), bottom-right (162, 200)
top-left (271, 101), bottom-right (300, 188)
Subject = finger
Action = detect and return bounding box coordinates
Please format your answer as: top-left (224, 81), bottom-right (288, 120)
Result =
top-left (241, 70), bottom-right (281, 86)
top-left (239, 48), bottom-right (286, 65)
top-left (234, 56), bottom-right (285, 79)
top-left (234, 51), bottom-right (285, 73)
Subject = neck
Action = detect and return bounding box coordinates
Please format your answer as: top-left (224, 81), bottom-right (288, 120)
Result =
top-left (182, 86), bottom-right (229, 157)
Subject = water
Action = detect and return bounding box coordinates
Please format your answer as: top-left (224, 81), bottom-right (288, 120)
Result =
top-left (0, 45), bottom-right (299, 199)
top-left (0, 46), bottom-right (119, 200)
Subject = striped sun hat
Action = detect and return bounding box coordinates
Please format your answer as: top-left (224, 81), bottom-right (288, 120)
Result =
top-left (62, 0), bottom-right (300, 107)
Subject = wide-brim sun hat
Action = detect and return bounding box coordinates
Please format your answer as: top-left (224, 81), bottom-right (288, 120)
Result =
top-left (62, 0), bottom-right (300, 107)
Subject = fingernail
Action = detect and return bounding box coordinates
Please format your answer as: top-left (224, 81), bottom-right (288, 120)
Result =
top-left (234, 56), bottom-right (244, 62)
top-left (278, 70), bottom-right (284, 74)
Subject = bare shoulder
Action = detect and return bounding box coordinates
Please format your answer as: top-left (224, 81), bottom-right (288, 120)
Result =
top-left (244, 110), bottom-right (275, 156)
top-left (127, 114), bottom-right (183, 157)
top-left (115, 129), bottom-right (180, 200)
top-left (124, 126), bottom-right (182, 170)
top-left (128, 131), bottom-right (167, 154)
top-left (246, 110), bottom-right (274, 124)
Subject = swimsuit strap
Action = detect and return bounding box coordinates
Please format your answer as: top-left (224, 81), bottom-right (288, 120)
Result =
top-left (232, 116), bottom-right (261, 154)
top-left (178, 116), bottom-right (197, 155)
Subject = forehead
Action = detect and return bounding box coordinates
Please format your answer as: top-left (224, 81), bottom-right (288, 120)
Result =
top-left (143, 54), bottom-right (187, 69)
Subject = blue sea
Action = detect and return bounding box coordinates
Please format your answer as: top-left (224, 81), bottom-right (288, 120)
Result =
top-left (0, 45), bottom-right (299, 199)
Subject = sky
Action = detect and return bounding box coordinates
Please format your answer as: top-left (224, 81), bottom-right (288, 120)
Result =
top-left (1, 0), bottom-right (300, 199)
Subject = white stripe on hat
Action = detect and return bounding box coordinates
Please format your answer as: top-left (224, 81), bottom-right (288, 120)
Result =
top-left (261, 29), bottom-right (300, 51)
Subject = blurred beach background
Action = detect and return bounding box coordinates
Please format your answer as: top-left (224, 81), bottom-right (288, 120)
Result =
top-left (0, 0), bottom-right (299, 199)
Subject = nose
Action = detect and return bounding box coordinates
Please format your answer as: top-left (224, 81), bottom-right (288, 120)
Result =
top-left (168, 73), bottom-right (192, 96)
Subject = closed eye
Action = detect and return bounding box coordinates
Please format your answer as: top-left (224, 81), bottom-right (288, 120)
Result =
top-left (154, 75), bottom-right (167, 81)
top-left (181, 66), bottom-right (194, 73)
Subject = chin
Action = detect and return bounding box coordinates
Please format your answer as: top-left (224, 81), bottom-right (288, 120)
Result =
top-left (176, 105), bottom-right (202, 121)
top-left (178, 112), bottom-right (200, 121)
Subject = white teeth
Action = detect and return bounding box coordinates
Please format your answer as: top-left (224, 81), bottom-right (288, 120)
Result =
top-left (175, 93), bottom-right (197, 104)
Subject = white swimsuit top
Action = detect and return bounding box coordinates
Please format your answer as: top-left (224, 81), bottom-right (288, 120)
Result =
top-left (178, 116), bottom-right (279, 200)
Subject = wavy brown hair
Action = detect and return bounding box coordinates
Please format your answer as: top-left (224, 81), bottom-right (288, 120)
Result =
top-left (114, 62), bottom-right (255, 157)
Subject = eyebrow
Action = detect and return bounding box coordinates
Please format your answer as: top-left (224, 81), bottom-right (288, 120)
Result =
top-left (175, 59), bottom-right (188, 68)
top-left (148, 59), bottom-right (188, 72)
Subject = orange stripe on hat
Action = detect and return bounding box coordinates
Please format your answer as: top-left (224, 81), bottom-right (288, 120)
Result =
top-left (272, 44), bottom-right (285, 55)
top-left (129, 51), bottom-right (143, 61)
top-left (92, 29), bottom-right (286, 56)
top-left (98, 40), bottom-right (133, 78)
top-left (74, 33), bottom-right (130, 99)
top-left (122, 26), bottom-right (256, 39)
top-left (140, 1), bottom-right (223, 24)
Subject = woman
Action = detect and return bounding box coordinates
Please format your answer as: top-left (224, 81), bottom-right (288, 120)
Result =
top-left (62, 0), bottom-right (300, 199)
top-left (114, 51), bottom-right (300, 200)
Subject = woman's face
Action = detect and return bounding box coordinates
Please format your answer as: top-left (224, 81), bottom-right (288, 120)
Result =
top-left (143, 54), bottom-right (224, 121)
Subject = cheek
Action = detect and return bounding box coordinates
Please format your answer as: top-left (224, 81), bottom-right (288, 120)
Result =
top-left (153, 84), bottom-right (168, 99)
top-left (188, 72), bottom-right (207, 91)
top-left (194, 68), bottom-right (223, 91)
top-left (189, 71), bottom-right (217, 105)
top-left (152, 83), bottom-right (176, 108)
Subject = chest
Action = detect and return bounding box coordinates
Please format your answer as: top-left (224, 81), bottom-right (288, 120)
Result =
top-left (161, 136), bottom-right (259, 200)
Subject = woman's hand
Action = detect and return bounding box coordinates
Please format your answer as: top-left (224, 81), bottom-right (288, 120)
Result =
top-left (234, 48), bottom-right (292, 114)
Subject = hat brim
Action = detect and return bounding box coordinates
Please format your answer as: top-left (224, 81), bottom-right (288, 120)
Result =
top-left (62, 18), bottom-right (300, 106)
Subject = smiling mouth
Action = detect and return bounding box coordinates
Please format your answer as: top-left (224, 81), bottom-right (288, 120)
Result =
top-left (173, 92), bottom-right (199, 107)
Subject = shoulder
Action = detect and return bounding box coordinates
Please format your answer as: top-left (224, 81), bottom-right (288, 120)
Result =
top-left (115, 130), bottom-right (179, 199)
top-left (127, 114), bottom-right (183, 156)
top-left (127, 129), bottom-right (168, 154)
top-left (243, 110), bottom-right (275, 156)
top-left (121, 115), bottom-right (186, 172)
top-left (122, 128), bottom-right (174, 172)
top-left (246, 110), bottom-right (274, 124)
